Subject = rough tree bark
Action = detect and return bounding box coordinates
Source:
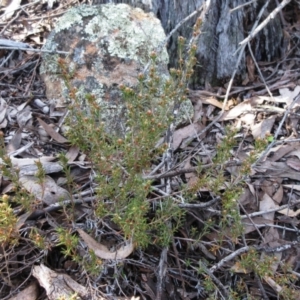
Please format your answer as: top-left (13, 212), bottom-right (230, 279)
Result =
top-left (93, 0), bottom-right (286, 86)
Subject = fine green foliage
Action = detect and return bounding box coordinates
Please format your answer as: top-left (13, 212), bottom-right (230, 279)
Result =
top-left (0, 16), bottom-right (298, 300)
top-left (63, 56), bottom-right (191, 248)
top-left (0, 194), bottom-right (19, 246)
top-left (61, 20), bottom-right (202, 250)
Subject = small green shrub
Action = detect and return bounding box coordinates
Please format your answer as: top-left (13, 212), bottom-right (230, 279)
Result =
top-left (1, 15), bottom-right (295, 300)
top-left (0, 194), bottom-right (19, 246)
top-left (60, 19), bottom-right (201, 249)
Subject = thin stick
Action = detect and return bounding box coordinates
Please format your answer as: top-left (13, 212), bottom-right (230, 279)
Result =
top-left (238, 0), bottom-right (291, 47)
top-left (182, 0), bottom-right (272, 148)
top-left (240, 200), bottom-right (300, 219)
top-left (0, 46), bottom-right (69, 55)
top-left (252, 92), bottom-right (300, 165)
top-left (201, 262), bottom-right (229, 298)
top-left (248, 41), bottom-right (273, 98)
top-left (210, 246), bottom-right (250, 273)
top-left (230, 0), bottom-right (258, 12)
top-left (143, 4), bottom-right (204, 74)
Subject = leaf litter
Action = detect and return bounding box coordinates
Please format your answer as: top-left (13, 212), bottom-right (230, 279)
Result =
top-left (1, 1), bottom-right (300, 300)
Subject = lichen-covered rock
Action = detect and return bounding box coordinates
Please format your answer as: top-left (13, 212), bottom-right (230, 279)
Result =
top-left (40, 4), bottom-right (169, 136)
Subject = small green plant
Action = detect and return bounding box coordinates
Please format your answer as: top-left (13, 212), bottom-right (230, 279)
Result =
top-left (59, 20), bottom-right (201, 250)
top-left (30, 228), bottom-right (47, 249)
top-left (56, 293), bottom-right (80, 300)
top-left (56, 227), bottom-right (103, 275)
top-left (0, 194), bottom-right (19, 246)
top-left (231, 249), bottom-right (299, 299)
top-left (0, 14), bottom-right (284, 299)
top-left (56, 227), bottom-right (79, 257)
top-left (0, 135), bottom-right (36, 211)
top-left (57, 153), bottom-right (77, 220)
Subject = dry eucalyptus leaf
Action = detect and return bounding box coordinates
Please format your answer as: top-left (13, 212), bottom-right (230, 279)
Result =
top-left (0, 98), bottom-right (8, 124)
top-left (37, 117), bottom-right (68, 144)
top-left (288, 149), bottom-right (300, 160)
top-left (78, 228), bottom-right (134, 260)
top-left (16, 107), bottom-right (32, 128)
top-left (173, 123), bottom-right (204, 150)
top-left (6, 129), bottom-right (22, 154)
top-left (276, 85), bottom-right (300, 106)
top-left (65, 146), bottom-right (80, 163)
top-left (7, 156), bottom-right (55, 168)
top-left (277, 208), bottom-right (300, 217)
top-left (242, 217), bottom-right (274, 234)
top-left (264, 276), bottom-right (283, 294)
top-left (259, 193), bottom-right (278, 221)
top-left (8, 280), bottom-right (39, 300)
top-left (0, 0), bottom-right (21, 21)
top-left (202, 97), bottom-right (230, 110)
top-left (269, 144), bottom-right (297, 162)
top-left (283, 184), bottom-right (300, 191)
top-left (19, 175), bottom-right (71, 205)
top-left (220, 101), bottom-right (251, 120)
top-left (18, 161), bottom-right (64, 176)
top-left (286, 158), bottom-right (300, 171)
top-left (183, 158), bottom-right (198, 188)
top-left (251, 115), bottom-right (276, 139)
top-left (260, 227), bottom-right (281, 273)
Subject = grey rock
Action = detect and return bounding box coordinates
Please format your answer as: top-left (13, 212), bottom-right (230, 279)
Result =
top-left (40, 3), bottom-right (169, 136)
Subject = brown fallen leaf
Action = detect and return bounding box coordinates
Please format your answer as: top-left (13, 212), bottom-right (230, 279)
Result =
top-left (277, 208), bottom-right (300, 217)
top-left (78, 228), bottom-right (134, 260)
top-left (282, 184), bottom-right (300, 191)
top-left (8, 280), bottom-right (39, 300)
top-left (0, 98), bottom-right (8, 128)
top-left (246, 55), bottom-right (255, 82)
top-left (260, 227), bottom-right (281, 273)
top-left (7, 156), bottom-right (55, 168)
top-left (37, 117), bottom-right (68, 143)
top-left (201, 97), bottom-right (230, 110)
top-left (220, 101), bottom-right (252, 120)
top-left (288, 148), bottom-right (300, 160)
top-left (17, 106), bottom-right (32, 128)
top-left (172, 122), bottom-right (204, 150)
top-left (251, 115), bottom-right (276, 139)
top-left (264, 276), bottom-right (283, 294)
top-left (19, 175), bottom-right (71, 205)
top-left (183, 158), bottom-right (198, 188)
top-left (254, 161), bottom-right (300, 180)
top-left (286, 158), bottom-right (300, 171)
top-left (242, 217), bottom-right (274, 234)
top-left (6, 128), bottom-right (23, 154)
top-left (65, 145), bottom-right (80, 163)
top-left (0, 0), bottom-right (21, 21)
top-left (259, 193), bottom-right (278, 221)
top-left (269, 143), bottom-right (299, 162)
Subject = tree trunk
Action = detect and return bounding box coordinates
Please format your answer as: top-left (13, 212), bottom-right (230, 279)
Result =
top-left (93, 0), bottom-right (286, 86)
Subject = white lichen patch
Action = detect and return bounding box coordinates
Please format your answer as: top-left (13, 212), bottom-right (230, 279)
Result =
top-left (177, 100), bottom-right (195, 125)
top-left (54, 5), bottom-right (96, 32)
top-left (83, 4), bottom-right (168, 65)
